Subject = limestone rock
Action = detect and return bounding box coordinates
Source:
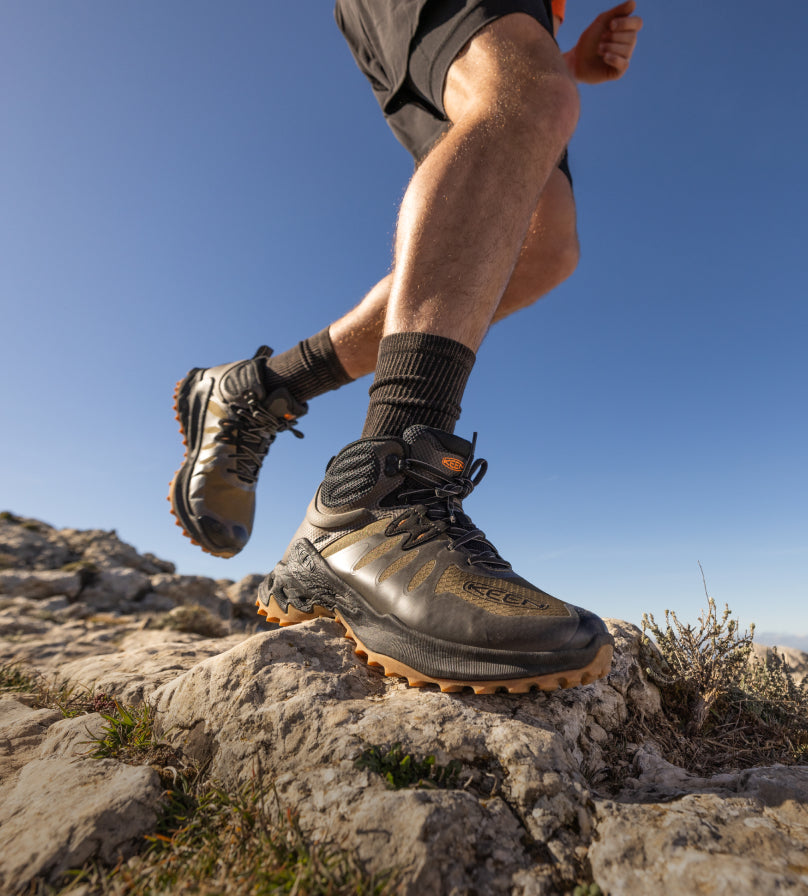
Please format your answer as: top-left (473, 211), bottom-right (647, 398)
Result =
top-left (56, 628), bottom-right (250, 704)
top-left (38, 712), bottom-right (109, 761)
top-left (151, 620), bottom-right (636, 892)
top-left (0, 696), bottom-right (61, 779)
top-left (0, 569), bottom-right (81, 600)
top-left (148, 573), bottom-right (231, 619)
top-left (59, 526), bottom-right (175, 574)
top-left (2, 514), bottom-right (807, 895)
top-left (0, 514), bottom-right (72, 570)
top-left (226, 572), bottom-right (266, 621)
top-left (0, 758), bottom-right (162, 892)
top-left (590, 790), bottom-right (808, 895)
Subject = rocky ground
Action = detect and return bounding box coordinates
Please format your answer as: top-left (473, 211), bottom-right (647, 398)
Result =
top-left (1, 512), bottom-right (807, 895)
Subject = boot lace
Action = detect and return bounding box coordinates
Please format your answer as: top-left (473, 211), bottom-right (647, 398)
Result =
top-left (392, 434), bottom-right (511, 571)
top-left (219, 390), bottom-right (303, 484)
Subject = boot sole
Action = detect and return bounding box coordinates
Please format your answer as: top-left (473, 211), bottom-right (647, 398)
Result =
top-left (255, 541), bottom-right (613, 695)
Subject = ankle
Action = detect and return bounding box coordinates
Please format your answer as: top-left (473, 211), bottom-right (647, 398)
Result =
top-left (361, 332), bottom-right (475, 439)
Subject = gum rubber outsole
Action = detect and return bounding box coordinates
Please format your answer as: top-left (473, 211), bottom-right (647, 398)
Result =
top-left (255, 592), bottom-right (613, 695)
top-left (167, 375), bottom-right (236, 559)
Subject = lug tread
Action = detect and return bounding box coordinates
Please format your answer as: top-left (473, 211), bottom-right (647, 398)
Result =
top-left (253, 591), bottom-right (613, 694)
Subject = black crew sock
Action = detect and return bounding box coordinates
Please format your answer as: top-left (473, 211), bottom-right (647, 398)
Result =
top-left (264, 328), bottom-right (353, 402)
top-left (362, 332), bottom-right (476, 439)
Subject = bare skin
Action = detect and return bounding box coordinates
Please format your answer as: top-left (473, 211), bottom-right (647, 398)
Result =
top-left (329, 2), bottom-right (643, 379)
top-left (330, 167), bottom-right (579, 379)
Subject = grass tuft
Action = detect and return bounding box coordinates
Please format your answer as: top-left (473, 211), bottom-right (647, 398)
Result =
top-left (90, 701), bottom-right (161, 760)
top-left (57, 777), bottom-right (394, 895)
top-left (356, 742), bottom-right (462, 790)
top-left (0, 662), bottom-right (99, 717)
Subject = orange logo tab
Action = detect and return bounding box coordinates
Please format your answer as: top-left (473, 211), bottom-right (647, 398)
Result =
top-left (442, 456), bottom-right (464, 472)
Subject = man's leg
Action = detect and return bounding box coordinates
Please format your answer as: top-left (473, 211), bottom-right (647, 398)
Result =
top-left (384, 14), bottom-right (578, 349)
top-left (257, 13), bottom-right (613, 693)
top-left (359, 13), bottom-right (578, 439)
top-left (329, 166), bottom-right (578, 378)
top-left (170, 15), bottom-right (580, 556)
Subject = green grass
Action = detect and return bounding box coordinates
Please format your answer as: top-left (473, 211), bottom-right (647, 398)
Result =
top-left (57, 778), bottom-right (394, 895)
top-left (0, 660), bottom-right (39, 694)
top-left (355, 742), bottom-right (462, 790)
top-left (90, 701), bottom-right (161, 760)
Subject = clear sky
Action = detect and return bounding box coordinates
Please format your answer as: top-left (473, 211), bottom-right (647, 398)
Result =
top-left (2, 2), bottom-right (806, 639)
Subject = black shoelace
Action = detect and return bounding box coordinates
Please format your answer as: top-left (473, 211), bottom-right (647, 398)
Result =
top-left (392, 436), bottom-right (511, 571)
top-left (220, 390), bottom-right (303, 484)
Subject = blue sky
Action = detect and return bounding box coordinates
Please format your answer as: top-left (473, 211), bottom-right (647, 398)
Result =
top-left (2, 2), bottom-right (806, 639)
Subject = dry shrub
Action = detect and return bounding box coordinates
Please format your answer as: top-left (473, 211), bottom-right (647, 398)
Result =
top-left (641, 572), bottom-right (808, 773)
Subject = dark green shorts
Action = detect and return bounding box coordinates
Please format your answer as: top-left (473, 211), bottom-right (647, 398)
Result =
top-left (335, 0), bottom-right (571, 182)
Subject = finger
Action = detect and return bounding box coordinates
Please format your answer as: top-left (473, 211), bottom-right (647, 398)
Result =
top-left (601, 52), bottom-right (629, 73)
top-left (610, 15), bottom-right (643, 32)
top-left (606, 0), bottom-right (637, 18)
top-left (600, 31), bottom-right (639, 46)
top-left (598, 41), bottom-right (635, 61)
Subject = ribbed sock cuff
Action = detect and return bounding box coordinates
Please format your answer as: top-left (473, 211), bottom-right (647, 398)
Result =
top-left (265, 327), bottom-right (353, 402)
top-left (362, 332), bottom-right (476, 439)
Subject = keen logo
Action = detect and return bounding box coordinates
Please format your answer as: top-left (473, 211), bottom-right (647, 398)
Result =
top-left (463, 582), bottom-right (550, 611)
top-left (442, 456), bottom-right (464, 473)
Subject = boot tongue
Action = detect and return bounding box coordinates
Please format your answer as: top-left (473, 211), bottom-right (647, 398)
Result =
top-left (402, 425), bottom-right (472, 477)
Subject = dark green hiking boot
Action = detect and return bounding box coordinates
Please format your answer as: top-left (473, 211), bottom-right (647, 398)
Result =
top-left (256, 426), bottom-right (613, 693)
top-left (169, 347), bottom-right (307, 558)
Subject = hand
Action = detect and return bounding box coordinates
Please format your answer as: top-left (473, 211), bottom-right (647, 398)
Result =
top-left (565, 1), bottom-right (643, 84)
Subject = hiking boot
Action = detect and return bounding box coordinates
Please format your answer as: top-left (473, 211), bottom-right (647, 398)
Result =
top-left (256, 426), bottom-right (613, 693)
top-left (169, 347), bottom-right (307, 558)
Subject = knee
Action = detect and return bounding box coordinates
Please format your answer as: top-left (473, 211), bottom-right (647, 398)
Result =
top-left (515, 70), bottom-right (580, 150)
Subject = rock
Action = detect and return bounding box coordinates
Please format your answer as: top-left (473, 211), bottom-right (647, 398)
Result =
top-left (149, 573), bottom-right (231, 619)
top-left (0, 758), bottom-right (162, 892)
top-left (0, 696), bottom-right (61, 779)
top-left (0, 514), bottom-right (72, 570)
top-left (0, 617), bottom-right (144, 670)
top-left (0, 569), bottom-right (81, 600)
top-left (150, 620), bottom-right (627, 892)
top-left (1, 514), bottom-right (807, 895)
top-left (79, 567), bottom-right (153, 608)
top-left (38, 713), bottom-right (109, 762)
top-left (55, 629), bottom-right (249, 705)
top-left (590, 791), bottom-right (808, 895)
top-left (226, 573), bottom-right (266, 620)
top-left (59, 527), bottom-right (172, 575)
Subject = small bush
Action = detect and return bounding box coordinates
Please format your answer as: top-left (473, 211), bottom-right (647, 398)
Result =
top-left (641, 570), bottom-right (808, 770)
top-left (642, 595), bottom-right (755, 733)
